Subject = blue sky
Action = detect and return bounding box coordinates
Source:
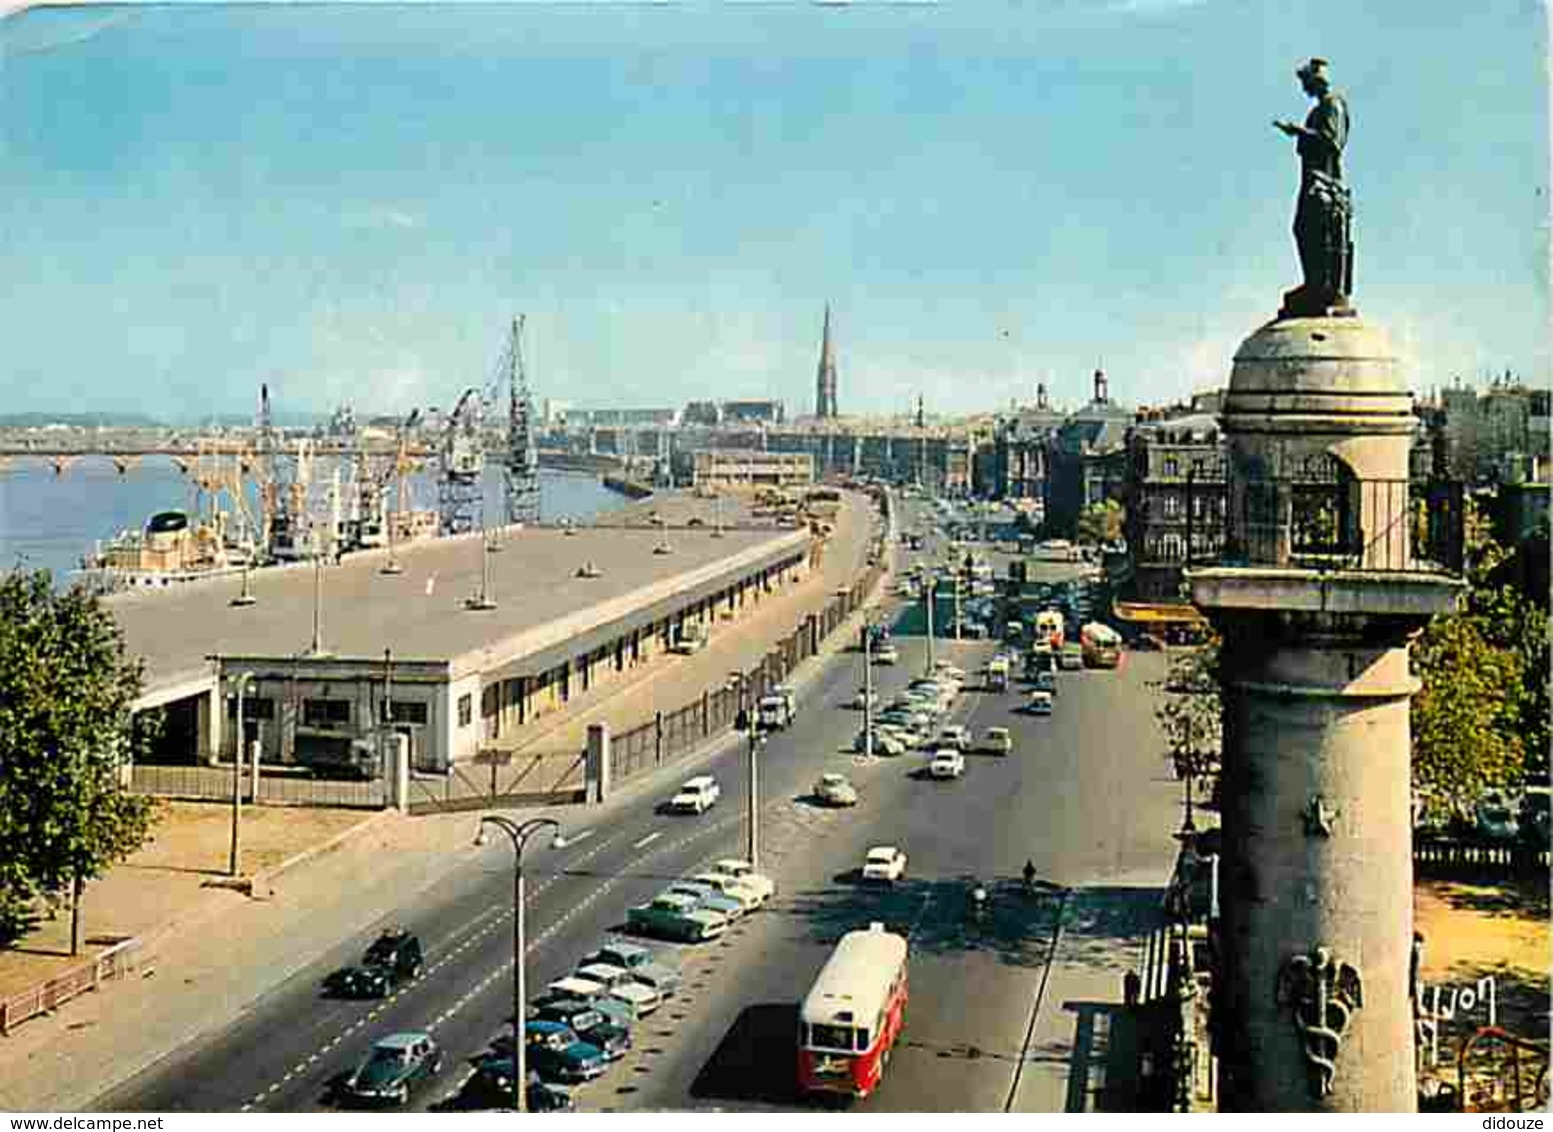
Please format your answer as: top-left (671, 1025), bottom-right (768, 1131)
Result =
top-left (2, 1), bottom-right (1547, 421)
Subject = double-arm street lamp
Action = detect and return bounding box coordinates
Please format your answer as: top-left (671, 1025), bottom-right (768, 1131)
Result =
top-left (476, 815), bottom-right (568, 1113)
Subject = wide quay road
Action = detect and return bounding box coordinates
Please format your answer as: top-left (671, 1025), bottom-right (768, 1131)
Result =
top-left (93, 588), bottom-right (917, 1114)
top-left (98, 596), bottom-right (1180, 1113)
top-left (594, 629), bottom-right (1184, 1113)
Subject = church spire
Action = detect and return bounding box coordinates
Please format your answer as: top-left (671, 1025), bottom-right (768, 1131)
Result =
top-left (815, 305), bottom-right (838, 418)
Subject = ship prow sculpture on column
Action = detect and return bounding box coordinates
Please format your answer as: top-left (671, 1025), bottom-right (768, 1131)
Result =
top-left (1180, 57), bottom-right (1467, 1113)
top-left (1274, 57), bottom-right (1355, 319)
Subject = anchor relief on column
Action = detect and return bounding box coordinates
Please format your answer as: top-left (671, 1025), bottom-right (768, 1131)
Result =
top-left (1276, 946), bottom-right (1364, 1099)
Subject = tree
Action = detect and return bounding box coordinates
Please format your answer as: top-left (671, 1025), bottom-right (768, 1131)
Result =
top-left (1077, 499), bottom-right (1124, 546)
top-left (0, 571), bottom-right (159, 948)
top-left (1154, 636), bottom-right (1224, 808)
top-left (1409, 498), bottom-right (1546, 823)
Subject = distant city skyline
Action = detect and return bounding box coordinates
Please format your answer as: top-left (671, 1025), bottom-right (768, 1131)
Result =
top-left (2, 1), bottom-right (1547, 423)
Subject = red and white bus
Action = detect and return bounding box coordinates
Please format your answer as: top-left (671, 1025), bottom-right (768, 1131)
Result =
top-left (796, 923), bottom-right (909, 1100)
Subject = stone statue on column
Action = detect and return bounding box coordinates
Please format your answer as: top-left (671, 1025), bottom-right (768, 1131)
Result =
top-left (1274, 58), bottom-right (1354, 317)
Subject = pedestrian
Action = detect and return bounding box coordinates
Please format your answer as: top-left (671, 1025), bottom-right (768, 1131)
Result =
top-left (1124, 969), bottom-right (1141, 1008)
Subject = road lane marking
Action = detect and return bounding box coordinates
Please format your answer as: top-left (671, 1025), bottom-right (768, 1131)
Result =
top-left (632, 831), bottom-right (662, 850)
top-left (565, 828), bottom-right (595, 846)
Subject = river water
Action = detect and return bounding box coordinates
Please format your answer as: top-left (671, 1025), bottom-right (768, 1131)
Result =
top-left (0, 458), bottom-right (626, 586)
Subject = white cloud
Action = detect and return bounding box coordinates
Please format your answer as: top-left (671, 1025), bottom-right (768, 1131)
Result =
top-left (343, 206), bottom-right (421, 231)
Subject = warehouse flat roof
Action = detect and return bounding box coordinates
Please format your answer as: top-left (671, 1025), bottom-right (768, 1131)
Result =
top-left (109, 521), bottom-right (808, 695)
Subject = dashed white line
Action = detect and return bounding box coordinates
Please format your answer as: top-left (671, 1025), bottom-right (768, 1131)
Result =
top-left (632, 830), bottom-right (662, 850)
top-left (565, 828), bottom-right (596, 846)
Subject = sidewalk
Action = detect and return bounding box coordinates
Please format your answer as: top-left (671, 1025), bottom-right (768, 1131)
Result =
top-left (0, 493), bottom-right (890, 1112)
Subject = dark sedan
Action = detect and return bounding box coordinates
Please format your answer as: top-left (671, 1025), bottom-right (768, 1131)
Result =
top-left (524, 1021), bottom-right (608, 1083)
top-left (470, 1061), bottom-right (575, 1111)
top-left (522, 1001), bottom-right (632, 1061)
top-left (337, 1031), bottom-right (442, 1106)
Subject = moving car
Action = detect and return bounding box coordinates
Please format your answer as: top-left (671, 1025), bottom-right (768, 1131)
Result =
top-left (982, 727), bottom-right (1014, 756)
top-left (1059, 642), bottom-right (1085, 671)
top-left (874, 643), bottom-right (900, 665)
top-left (757, 687), bottom-right (797, 731)
top-left (850, 687), bottom-right (880, 710)
top-left (338, 1032), bottom-right (443, 1106)
top-left (523, 1021), bottom-right (609, 1083)
top-left (1027, 690), bottom-right (1054, 716)
top-left (936, 725), bottom-right (973, 752)
top-left (861, 846), bottom-right (908, 883)
top-left (668, 775), bottom-right (721, 814)
top-left (814, 772), bottom-right (860, 807)
top-left (322, 928), bottom-right (425, 999)
top-left (928, 749), bottom-right (967, 779)
top-left (627, 893), bottom-right (728, 942)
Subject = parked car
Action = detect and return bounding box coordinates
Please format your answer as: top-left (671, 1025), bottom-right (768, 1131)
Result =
top-left (337, 1032), bottom-right (443, 1106)
top-left (323, 929), bottom-right (425, 999)
top-left (665, 881), bottom-right (745, 923)
top-left (1027, 690), bottom-right (1054, 716)
top-left (814, 772), bottom-right (860, 807)
top-left (521, 1001), bottom-right (632, 1061)
top-left (928, 749), bottom-right (967, 779)
top-left (861, 845), bottom-right (908, 883)
top-left (470, 1061), bottom-right (575, 1111)
top-left (982, 727), bottom-right (1014, 756)
top-left (1475, 791), bottom-right (1520, 842)
top-left (850, 687), bottom-right (880, 710)
top-left (529, 990), bottom-right (633, 1032)
top-left (936, 725), bottom-right (973, 752)
top-left (874, 643), bottom-right (900, 665)
top-left (1059, 643), bottom-right (1085, 670)
top-left (854, 727), bottom-right (907, 756)
top-left (668, 775), bottom-right (721, 814)
top-left (523, 1021), bottom-right (608, 1083)
top-left (627, 893), bottom-right (728, 942)
top-left (688, 871), bottom-right (764, 911)
top-left (707, 859), bottom-right (777, 904)
top-left (1520, 786), bottom-right (1551, 849)
top-left (580, 940), bottom-right (682, 998)
top-left (574, 962), bottom-right (663, 1016)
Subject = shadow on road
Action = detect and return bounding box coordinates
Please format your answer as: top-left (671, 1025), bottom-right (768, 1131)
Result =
top-left (1056, 886), bottom-right (1167, 976)
top-left (1059, 999), bottom-right (1166, 1112)
top-left (788, 876), bottom-right (1063, 966)
top-left (688, 1003), bottom-right (805, 1106)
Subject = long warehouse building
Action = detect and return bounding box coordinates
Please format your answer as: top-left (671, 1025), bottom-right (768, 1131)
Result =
top-left (111, 521), bottom-right (816, 773)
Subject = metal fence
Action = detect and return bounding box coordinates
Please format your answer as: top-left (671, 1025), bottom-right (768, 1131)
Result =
top-left (130, 763), bottom-right (387, 809)
top-left (1219, 464), bottom-right (1465, 574)
top-left (0, 936), bottom-right (150, 1035)
top-left (608, 559), bottom-right (885, 787)
top-left (405, 750), bottom-right (588, 815)
top-left (1413, 834), bottom-right (1550, 877)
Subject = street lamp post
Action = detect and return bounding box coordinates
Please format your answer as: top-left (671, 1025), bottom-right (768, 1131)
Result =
top-left (476, 815), bottom-right (567, 1114)
top-left (923, 576), bottom-right (936, 675)
top-left (862, 617), bottom-right (875, 760)
top-left (229, 670), bottom-right (256, 877)
top-left (730, 674), bottom-right (763, 869)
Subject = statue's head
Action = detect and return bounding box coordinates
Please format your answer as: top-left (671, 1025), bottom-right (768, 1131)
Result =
top-left (1296, 57), bottom-right (1330, 96)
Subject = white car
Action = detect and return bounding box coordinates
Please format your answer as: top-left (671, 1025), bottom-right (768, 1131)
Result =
top-left (669, 775), bottom-right (720, 814)
top-left (850, 688), bottom-right (880, 710)
top-left (574, 963), bottom-right (664, 1015)
top-left (814, 772), bottom-right (860, 807)
top-left (689, 872), bottom-right (765, 912)
top-left (928, 749), bottom-right (966, 779)
top-left (936, 725), bottom-right (973, 752)
top-left (933, 663), bottom-right (967, 683)
top-left (874, 644), bottom-right (900, 665)
top-left (861, 846), bottom-right (908, 883)
top-left (708, 859), bottom-right (776, 905)
top-left (1027, 690), bottom-right (1054, 716)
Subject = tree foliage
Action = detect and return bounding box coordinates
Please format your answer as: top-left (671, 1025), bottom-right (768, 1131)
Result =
top-left (0, 571), bottom-right (159, 942)
top-left (1154, 635), bottom-right (1223, 805)
top-left (1077, 500), bottom-right (1124, 546)
top-left (1410, 498), bottom-right (1547, 822)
